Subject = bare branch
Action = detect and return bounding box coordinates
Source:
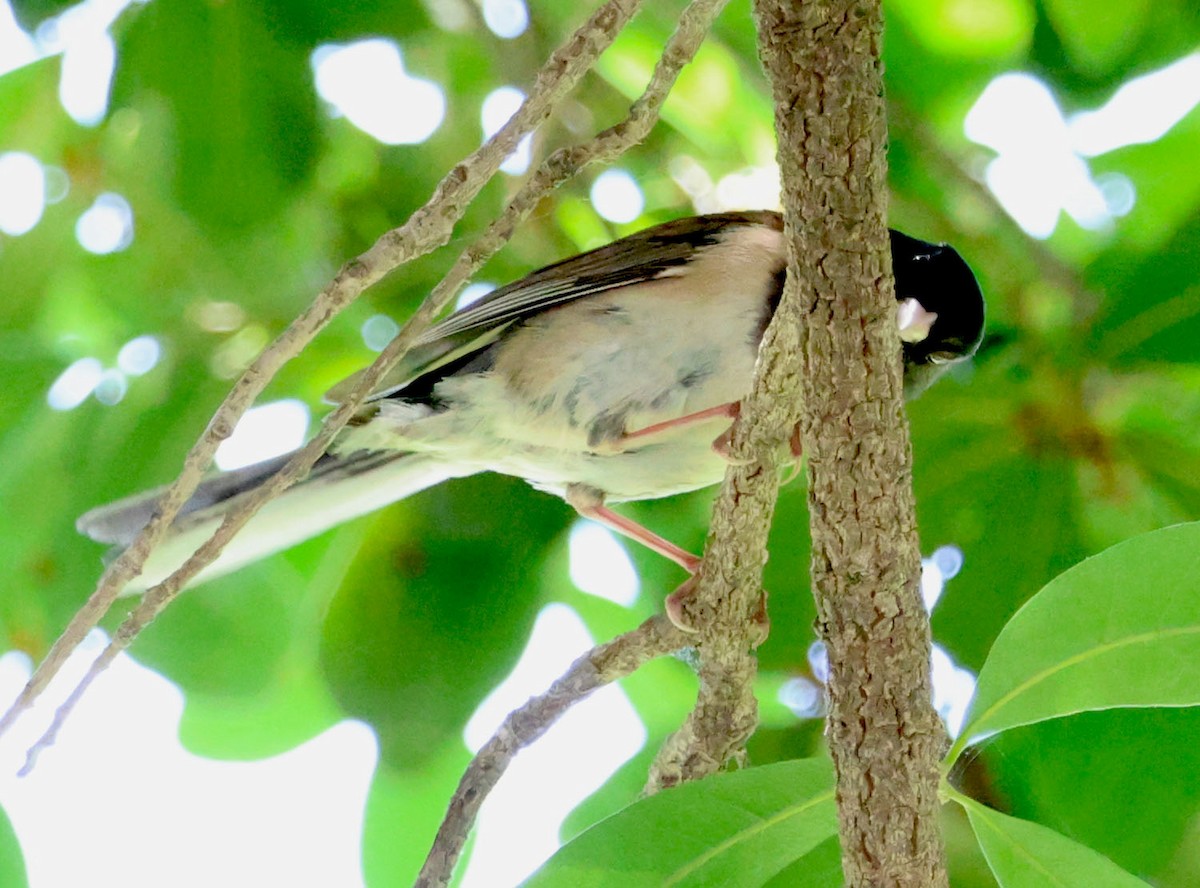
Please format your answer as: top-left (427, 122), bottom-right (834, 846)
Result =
top-left (416, 615), bottom-right (689, 888)
top-left (1, 0), bottom-right (644, 751)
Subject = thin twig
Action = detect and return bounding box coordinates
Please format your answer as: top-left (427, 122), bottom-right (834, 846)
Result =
top-left (2, 0), bottom-right (644, 758)
top-left (416, 615), bottom-right (689, 888)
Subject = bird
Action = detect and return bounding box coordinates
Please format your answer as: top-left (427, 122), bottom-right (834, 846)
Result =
top-left (78, 210), bottom-right (985, 598)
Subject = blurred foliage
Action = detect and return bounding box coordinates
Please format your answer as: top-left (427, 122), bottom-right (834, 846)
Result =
top-left (1, 0), bottom-right (1198, 884)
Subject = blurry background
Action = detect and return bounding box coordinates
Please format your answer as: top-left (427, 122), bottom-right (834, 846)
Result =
top-left (0, 0), bottom-right (1198, 884)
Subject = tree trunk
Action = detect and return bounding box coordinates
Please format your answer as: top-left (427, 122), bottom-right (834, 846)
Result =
top-left (753, 0), bottom-right (950, 884)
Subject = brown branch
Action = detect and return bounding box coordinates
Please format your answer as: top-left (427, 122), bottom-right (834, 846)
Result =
top-left (753, 0), bottom-right (949, 885)
top-left (642, 25), bottom-right (816, 803)
top-left (1, 0), bottom-right (645, 758)
top-left (416, 615), bottom-right (689, 888)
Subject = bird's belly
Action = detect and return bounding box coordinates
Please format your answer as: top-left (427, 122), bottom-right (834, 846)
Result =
top-left (490, 431), bottom-right (730, 502)
top-left (353, 396), bottom-right (733, 502)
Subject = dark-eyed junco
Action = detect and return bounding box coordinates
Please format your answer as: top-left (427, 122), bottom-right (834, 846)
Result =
top-left (79, 211), bottom-right (985, 593)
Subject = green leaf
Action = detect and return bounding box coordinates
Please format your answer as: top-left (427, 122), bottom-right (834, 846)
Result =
top-left (890, 0), bottom-right (1035, 60)
top-left (0, 803), bottom-right (28, 888)
top-left (953, 790), bottom-right (1151, 887)
top-left (762, 835), bottom-right (842, 887)
top-left (950, 522), bottom-right (1200, 762)
top-left (362, 746), bottom-right (472, 885)
top-left (524, 759), bottom-right (838, 887)
top-left (981, 708), bottom-right (1200, 879)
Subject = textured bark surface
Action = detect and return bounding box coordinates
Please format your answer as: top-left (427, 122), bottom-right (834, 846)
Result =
top-left (752, 0), bottom-right (950, 885)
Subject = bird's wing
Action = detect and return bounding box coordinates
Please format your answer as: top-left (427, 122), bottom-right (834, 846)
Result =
top-left (324, 211), bottom-right (782, 403)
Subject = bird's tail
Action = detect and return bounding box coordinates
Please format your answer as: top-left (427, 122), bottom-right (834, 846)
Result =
top-left (77, 449), bottom-right (458, 594)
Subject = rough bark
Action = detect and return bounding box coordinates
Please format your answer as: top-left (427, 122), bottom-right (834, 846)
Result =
top-left (752, 0), bottom-right (950, 884)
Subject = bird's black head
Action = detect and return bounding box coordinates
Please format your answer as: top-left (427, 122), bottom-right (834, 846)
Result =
top-left (889, 229), bottom-right (986, 397)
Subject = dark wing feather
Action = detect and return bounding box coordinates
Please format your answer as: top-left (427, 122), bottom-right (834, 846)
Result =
top-left (325, 211), bottom-right (782, 404)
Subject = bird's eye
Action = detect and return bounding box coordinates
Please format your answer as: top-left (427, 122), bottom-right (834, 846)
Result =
top-left (928, 350), bottom-right (962, 365)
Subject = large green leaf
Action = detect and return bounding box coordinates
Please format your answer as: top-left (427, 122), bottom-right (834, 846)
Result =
top-left (525, 759), bottom-right (837, 887)
top-left (762, 835), bottom-right (842, 887)
top-left (980, 708), bottom-right (1200, 880)
top-left (953, 790), bottom-right (1150, 887)
top-left (950, 522), bottom-right (1200, 762)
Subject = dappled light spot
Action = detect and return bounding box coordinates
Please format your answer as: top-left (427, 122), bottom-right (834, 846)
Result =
top-left (1095, 173), bottom-right (1136, 217)
top-left (75, 192), bottom-right (133, 254)
top-left (425, 0), bottom-right (472, 32)
top-left (42, 165), bottom-right (69, 203)
top-left (33, 0), bottom-right (132, 125)
top-left (778, 676), bottom-right (823, 718)
top-left (360, 313), bottom-right (400, 352)
top-left (965, 57), bottom-right (1198, 239)
top-left (47, 336), bottom-right (160, 411)
top-left (932, 646), bottom-right (977, 739)
top-left (799, 548), bottom-right (978, 736)
top-left (213, 399), bottom-right (310, 471)
top-left (966, 74), bottom-right (1107, 238)
top-left (0, 0), bottom-right (36, 76)
top-left (456, 281), bottom-right (495, 310)
top-left (715, 164), bottom-right (781, 211)
top-left (57, 28), bottom-right (113, 125)
top-left (481, 86), bottom-right (531, 174)
top-left (482, 0), bottom-right (528, 39)
top-left (1069, 53), bottom-right (1200, 157)
top-left (312, 39), bottom-right (444, 145)
top-left (92, 367), bottom-right (127, 405)
top-left (461, 604), bottom-right (644, 886)
top-left (808, 640), bottom-right (829, 683)
top-left (668, 157), bottom-right (782, 213)
top-left (47, 357), bottom-right (103, 411)
top-left (922, 544), bottom-right (963, 612)
top-left (590, 168), bottom-right (643, 224)
top-left (931, 544), bottom-right (964, 581)
top-left (0, 151), bottom-right (45, 236)
top-left (188, 300), bottom-right (246, 334)
top-left (668, 154), bottom-right (718, 212)
top-left (568, 521), bottom-right (640, 606)
top-left (117, 335), bottom-right (161, 376)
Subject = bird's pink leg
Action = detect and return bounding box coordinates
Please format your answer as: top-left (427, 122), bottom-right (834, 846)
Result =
top-left (565, 485), bottom-right (701, 574)
top-left (615, 402), bottom-right (739, 448)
